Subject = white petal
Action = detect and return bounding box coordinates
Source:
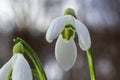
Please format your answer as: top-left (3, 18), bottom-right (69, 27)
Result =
top-left (46, 15), bottom-right (75, 43)
top-left (0, 54), bottom-right (18, 80)
top-left (55, 35), bottom-right (77, 71)
top-left (0, 60), bottom-right (11, 80)
top-left (75, 19), bottom-right (91, 50)
top-left (65, 15), bottom-right (75, 27)
top-left (12, 54), bottom-right (33, 80)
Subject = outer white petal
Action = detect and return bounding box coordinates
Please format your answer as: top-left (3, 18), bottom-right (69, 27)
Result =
top-left (0, 54), bottom-right (18, 80)
top-left (46, 15), bottom-right (75, 43)
top-left (12, 54), bottom-right (33, 80)
top-left (65, 15), bottom-right (76, 27)
top-left (75, 19), bottom-right (91, 50)
top-left (0, 59), bottom-right (11, 80)
top-left (55, 35), bottom-right (77, 71)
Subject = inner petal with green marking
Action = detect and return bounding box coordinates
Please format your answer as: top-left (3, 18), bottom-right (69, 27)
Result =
top-left (8, 69), bottom-right (13, 80)
top-left (61, 24), bottom-right (76, 41)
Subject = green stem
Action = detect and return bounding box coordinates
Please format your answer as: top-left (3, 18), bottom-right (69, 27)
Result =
top-left (86, 48), bottom-right (96, 80)
top-left (14, 38), bottom-right (47, 80)
top-left (32, 69), bottom-right (40, 80)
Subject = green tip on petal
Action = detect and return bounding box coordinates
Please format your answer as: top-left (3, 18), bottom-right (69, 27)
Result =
top-left (13, 42), bottom-right (24, 54)
top-left (61, 24), bottom-right (76, 42)
top-left (8, 69), bottom-right (12, 80)
top-left (64, 8), bottom-right (77, 19)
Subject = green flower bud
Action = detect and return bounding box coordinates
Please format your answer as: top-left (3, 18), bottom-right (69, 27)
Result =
top-left (13, 42), bottom-right (24, 54)
top-left (64, 8), bottom-right (77, 18)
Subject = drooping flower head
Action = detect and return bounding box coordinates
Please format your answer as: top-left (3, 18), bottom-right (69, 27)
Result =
top-left (0, 42), bottom-right (33, 80)
top-left (46, 8), bottom-right (91, 71)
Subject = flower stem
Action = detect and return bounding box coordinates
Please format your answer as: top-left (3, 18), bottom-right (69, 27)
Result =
top-left (13, 38), bottom-right (47, 80)
top-left (32, 69), bottom-right (40, 80)
top-left (86, 48), bottom-right (96, 80)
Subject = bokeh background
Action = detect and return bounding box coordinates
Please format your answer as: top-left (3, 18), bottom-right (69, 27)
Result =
top-left (0, 0), bottom-right (120, 80)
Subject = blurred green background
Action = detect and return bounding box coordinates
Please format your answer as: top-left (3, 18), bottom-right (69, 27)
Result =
top-left (0, 0), bottom-right (120, 80)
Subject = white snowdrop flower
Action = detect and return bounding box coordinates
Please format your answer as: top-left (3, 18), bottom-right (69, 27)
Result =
top-left (0, 53), bottom-right (33, 80)
top-left (46, 8), bottom-right (91, 71)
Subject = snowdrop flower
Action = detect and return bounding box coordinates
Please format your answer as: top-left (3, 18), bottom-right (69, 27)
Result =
top-left (46, 8), bottom-right (91, 71)
top-left (0, 53), bottom-right (33, 80)
top-left (0, 42), bottom-right (33, 80)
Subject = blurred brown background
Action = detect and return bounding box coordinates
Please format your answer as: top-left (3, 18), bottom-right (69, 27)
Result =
top-left (0, 0), bottom-right (120, 80)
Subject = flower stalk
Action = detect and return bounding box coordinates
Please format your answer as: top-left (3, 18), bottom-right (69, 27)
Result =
top-left (13, 38), bottom-right (47, 80)
top-left (86, 48), bottom-right (96, 80)
top-left (65, 8), bottom-right (97, 80)
top-left (46, 7), bottom-right (96, 80)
